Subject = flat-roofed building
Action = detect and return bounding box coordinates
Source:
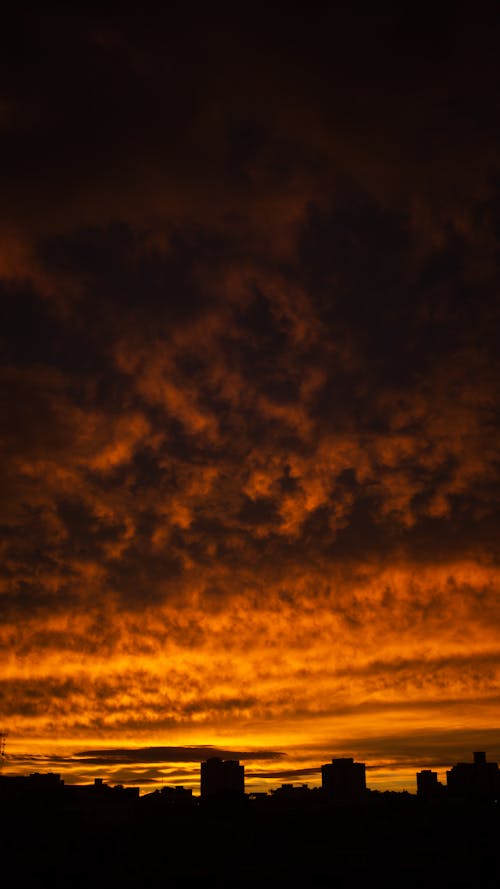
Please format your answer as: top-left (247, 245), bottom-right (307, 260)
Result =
top-left (200, 757), bottom-right (244, 798)
top-left (321, 757), bottom-right (366, 800)
top-left (446, 751), bottom-right (500, 800)
top-left (416, 769), bottom-right (444, 800)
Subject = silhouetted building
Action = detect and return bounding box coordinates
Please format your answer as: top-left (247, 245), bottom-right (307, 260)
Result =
top-left (200, 757), bottom-right (244, 798)
top-left (321, 757), bottom-right (366, 800)
top-left (0, 773), bottom-right (139, 810)
top-left (75, 777), bottom-right (139, 798)
top-left (0, 772), bottom-right (65, 804)
top-left (271, 783), bottom-right (310, 800)
top-left (141, 785), bottom-right (193, 811)
top-left (446, 751), bottom-right (500, 800)
top-left (416, 769), bottom-right (444, 801)
top-left (159, 784), bottom-right (192, 802)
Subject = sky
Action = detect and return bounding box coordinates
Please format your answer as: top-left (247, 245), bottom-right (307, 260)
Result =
top-left (1, 4), bottom-right (500, 796)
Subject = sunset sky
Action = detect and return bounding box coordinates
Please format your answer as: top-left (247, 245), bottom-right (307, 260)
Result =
top-left (1, 5), bottom-right (500, 796)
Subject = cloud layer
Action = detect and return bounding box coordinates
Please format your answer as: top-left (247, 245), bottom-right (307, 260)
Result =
top-left (1, 6), bottom-right (500, 792)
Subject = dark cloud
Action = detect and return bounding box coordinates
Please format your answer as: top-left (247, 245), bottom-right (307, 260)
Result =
top-left (247, 766), bottom-right (321, 781)
top-left (72, 746), bottom-right (285, 764)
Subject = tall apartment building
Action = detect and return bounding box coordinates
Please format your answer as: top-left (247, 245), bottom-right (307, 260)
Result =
top-left (200, 756), bottom-right (245, 798)
top-left (446, 751), bottom-right (500, 799)
top-left (416, 769), bottom-right (444, 800)
top-left (321, 757), bottom-right (366, 800)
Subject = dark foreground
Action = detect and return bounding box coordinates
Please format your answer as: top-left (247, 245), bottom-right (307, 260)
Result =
top-left (1, 792), bottom-right (499, 888)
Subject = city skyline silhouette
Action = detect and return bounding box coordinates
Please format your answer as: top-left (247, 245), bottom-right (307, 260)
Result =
top-left (1, 11), bottom-right (500, 885)
top-left (2, 740), bottom-right (500, 799)
top-left (1, 745), bottom-right (500, 888)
